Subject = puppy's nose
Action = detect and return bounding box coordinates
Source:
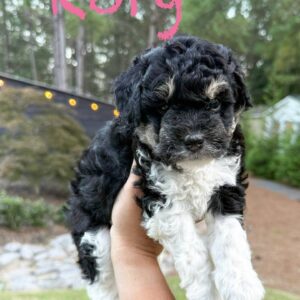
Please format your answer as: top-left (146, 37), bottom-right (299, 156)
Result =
top-left (184, 134), bottom-right (204, 151)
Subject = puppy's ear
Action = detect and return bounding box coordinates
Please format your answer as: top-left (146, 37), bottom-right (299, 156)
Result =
top-left (217, 45), bottom-right (252, 112)
top-left (113, 55), bottom-right (145, 126)
top-left (231, 59), bottom-right (252, 112)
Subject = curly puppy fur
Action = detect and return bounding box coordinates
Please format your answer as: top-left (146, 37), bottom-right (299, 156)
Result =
top-left (68, 35), bottom-right (264, 300)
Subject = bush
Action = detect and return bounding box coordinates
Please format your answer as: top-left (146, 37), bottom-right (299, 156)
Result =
top-left (243, 119), bottom-right (300, 187)
top-left (0, 192), bottom-right (25, 229)
top-left (0, 191), bottom-right (65, 229)
top-left (245, 131), bottom-right (279, 179)
top-left (274, 132), bottom-right (300, 187)
top-left (24, 200), bottom-right (50, 227)
top-left (0, 87), bottom-right (90, 196)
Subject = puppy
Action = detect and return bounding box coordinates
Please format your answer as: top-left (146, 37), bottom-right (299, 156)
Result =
top-left (68, 35), bottom-right (264, 300)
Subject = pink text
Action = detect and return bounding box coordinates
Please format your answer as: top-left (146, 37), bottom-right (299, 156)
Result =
top-left (52, 0), bottom-right (182, 40)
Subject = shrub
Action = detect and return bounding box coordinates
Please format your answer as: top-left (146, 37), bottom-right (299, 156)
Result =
top-left (0, 87), bottom-right (90, 196)
top-left (274, 132), bottom-right (300, 187)
top-left (0, 190), bottom-right (65, 229)
top-left (0, 191), bottom-right (25, 229)
top-left (243, 118), bottom-right (300, 187)
top-left (24, 200), bottom-right (50, 227)
top-left (52, 204), bottom-right (66, 224)
top-left (245, 131), bottom-right (279, 179)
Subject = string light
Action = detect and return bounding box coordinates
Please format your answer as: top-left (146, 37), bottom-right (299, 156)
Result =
top-left (2, 81), bottom-right (118, 118)
top-left (44, 90), bottom-right (53, 100)
top-left (69, 98), bottom-right (77, 107)
top-left (91, 102), bottom-right (99, 111)
top-left (113, 109), bottom-right (120, 118)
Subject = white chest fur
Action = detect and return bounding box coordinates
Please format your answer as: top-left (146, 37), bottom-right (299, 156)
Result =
top-left (148, 156), bottom-right (240, 219)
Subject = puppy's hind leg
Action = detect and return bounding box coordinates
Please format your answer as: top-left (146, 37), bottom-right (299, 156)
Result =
top-left (79, 228), bottom-right (118, 300)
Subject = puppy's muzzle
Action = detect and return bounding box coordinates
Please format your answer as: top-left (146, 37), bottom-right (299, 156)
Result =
top-left (184, 133), bottom-right (204, 152)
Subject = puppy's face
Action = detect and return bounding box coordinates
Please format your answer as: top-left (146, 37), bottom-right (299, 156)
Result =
top-left (136, 77), bottom-right (236, 163)
top-left (115, 36), bottom-right (251, 164)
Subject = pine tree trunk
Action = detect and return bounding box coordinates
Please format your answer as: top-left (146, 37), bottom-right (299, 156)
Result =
top-left (28, 18), bottom-right (38, 81)
top-left (75, 23), bottom-right (85, 94)
top-left (1, 0), bottom-right (10, 72)
top-left (53, 1), bottom-right (67, 90)
top-left (29, 33), bottom-right (38, 81)
top-left (148, 3), bottom-right (158, 48)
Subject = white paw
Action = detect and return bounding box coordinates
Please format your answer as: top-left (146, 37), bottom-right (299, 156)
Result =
top-left (214, 269), bottom-right (265, 300)
top-left (185, 281), bottom-right (219, 300)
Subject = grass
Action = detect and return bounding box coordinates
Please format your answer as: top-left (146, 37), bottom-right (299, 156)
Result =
top-left (0, 290), bottom-right (88, 300)
top-left (1, 277), bottom-right (299, 300)
top-left (265, 289), bottom-right (300, 300)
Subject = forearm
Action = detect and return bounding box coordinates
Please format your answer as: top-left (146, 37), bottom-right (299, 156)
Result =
top-left (111, 230), bottom-right (174, 300)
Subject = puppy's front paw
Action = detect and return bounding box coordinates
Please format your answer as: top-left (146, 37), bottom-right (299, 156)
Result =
top-left (214, 269), bottom-right (265, 300)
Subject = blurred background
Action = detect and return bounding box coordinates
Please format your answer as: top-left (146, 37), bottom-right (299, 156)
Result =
top-left (0, 1), bottom-right (299, 299)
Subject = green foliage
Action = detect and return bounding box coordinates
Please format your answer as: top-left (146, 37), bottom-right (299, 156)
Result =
top-left (181, 0), bottom-right (300, 105)
top-left (0, 87), bottom-right (89, 195)
top-left (0, 190), bottom-right (64, 229)
top-left (181, 0), bottom-right (251, 54)
top-left (51, 204), bottom-right (66, 224)
top-left (0, 192), bottom-right (25, 229)
top-left (1, 0), bottom-right (300, 104)
top-left (245, 123), bottom-right (300, 187)
top-left (24, 200), bottom-right (50, 227)
top-left (274, 132), bottom-right (300, 187)
top-left (245, 131), bottom-right (279, 179)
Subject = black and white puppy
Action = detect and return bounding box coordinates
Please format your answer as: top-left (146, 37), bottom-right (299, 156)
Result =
top-left (68, 35), bottom-right (264, 300)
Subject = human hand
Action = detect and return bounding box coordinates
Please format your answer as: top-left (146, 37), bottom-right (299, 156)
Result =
top-left (111, 162), bottom-right (163, 258)
top-left (110, 162), bottom-right (173, 300)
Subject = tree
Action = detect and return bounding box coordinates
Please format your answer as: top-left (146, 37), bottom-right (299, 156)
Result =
top-left (0, 0), bottom-right (10, 72)
top-left (181, 0), bottom-right (300, 105)
top-left (1, 0), bottom-right (299, 105)
top-left (261, 0), bottom-right (300, 102)
top-left (24, 0), bottom-right (38, 81)
top-left (53, 0), bottom-right (67, 89)
top-left (75, 19), bottom-right (85, 94)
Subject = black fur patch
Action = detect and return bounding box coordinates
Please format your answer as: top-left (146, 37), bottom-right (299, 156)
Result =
top-left (78, 243), bottom-right (98, 283)
top-left (208, 184), bottom-right (246, 217)
top-left (67, 118), bottom-right (134, 281)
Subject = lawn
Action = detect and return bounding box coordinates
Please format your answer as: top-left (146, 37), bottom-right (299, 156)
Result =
top-left (1, 277), bottom-right (300, 300)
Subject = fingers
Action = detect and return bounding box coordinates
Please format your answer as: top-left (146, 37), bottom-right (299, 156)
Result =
top-left (112, 160), bottom-right (143, 226)
top-left (124, 160), bottom-right (143, 198)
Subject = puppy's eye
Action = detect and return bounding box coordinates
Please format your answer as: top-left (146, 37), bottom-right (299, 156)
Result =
top-left (208, 100), bottom-right (220, 111)
top-left (160, 104), bottom-right (168, 112)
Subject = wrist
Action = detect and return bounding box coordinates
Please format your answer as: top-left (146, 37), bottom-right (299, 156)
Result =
top-left (110, 224), bottom-right (162, 259)
top-left (111, 233), bottom-right (174, 300)
top-left (111, 226), bottom-right (158, 263)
